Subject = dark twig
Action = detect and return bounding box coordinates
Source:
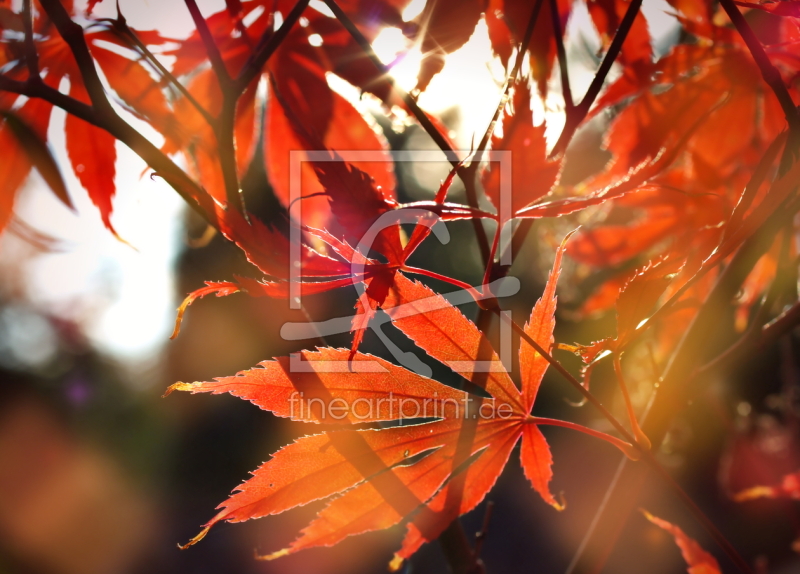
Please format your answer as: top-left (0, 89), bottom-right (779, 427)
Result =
top-left (109, 14), bottom-right (216, 127)
top-left (0, 74), bottom-right (95, 124)
top-left (39, 0), bottom-right (114, 117)
top-left (22, 0), bottom-right (40, 79)
top-left (224, 0), bottom-right (309, 214)
top-left (184, 0), bottom-right (233, 89)
top-left (473, 501), bottom-right (495, 560)
top-left (568, 204), bottom-right (794, 574)
top-left (695, 271), bottom-right (800, 384)
top-left (0, 54), bottom-right (217, 229)
top-left (183, 0), bottom-right (242, 212)
top-left (216, 94), bottom-right (247, 214)
top-left (465, 0), bottom-right (545, 269)
top-left (469, 0), bottom-right (545, 167)
top-left (234, 0), bottom-right (310, 92)
top-left (321, 0), bottom-right (459, 166)
top-left (719, 0), bottom-right (800, 134)
top-left (551, 0), bottom-right (642, 156)
top-left (497, 310), bottom-right (639, 442)
top-left (427, 308), bottom-right (496, 574)
top-left (550, 0), bottom-right (573, 111)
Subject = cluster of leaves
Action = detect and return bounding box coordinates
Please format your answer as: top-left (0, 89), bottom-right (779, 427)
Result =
top-left (4, 0), bottom-right (800, 571)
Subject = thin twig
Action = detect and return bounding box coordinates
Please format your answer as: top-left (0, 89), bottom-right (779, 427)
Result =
top-left (184, 0), bottom-right (232, 89)
top-left (435, 308), bottom-right (495, 574)
top-left (321, 0), bottom-right (460, 166)
top-left (39, 0), bottom-right (114, 117)
top-left (550, 0), bottom-right (642, 156)
top-left (216, 96), bottom-right (246, 213)
top-left (234, 0), bottom-right (310, 92)
top-left (718, 0), bottom-right (800, 134)
top-left (0, 58), bottom-right (218, 229)
top-left (473, 501), bottom-right (495, 560)
top-left (567, 201), bottom-right (794, 574)
top-left (109, 14), bottom-right (216, 127)
top-left (613, 353), bottom-right (651, 449)
top-left (0, 74), bottom-right (95, 124)
top-left (182, 0), bottom-right (242, 212)
top-left (464, 0), bottom-right (545, 270)
top-left (550, 0), bottom-right (573, 111)
top-left (497, 310), bottom-right (637, 441)
top-left (640, 447), bottom-right (755, 574)
top-left (491, 0), bottom-right (642, 284)
top-left (468, 0), bottom-right (545, 168)
top-left (22, 0), bottom-right (40, 79)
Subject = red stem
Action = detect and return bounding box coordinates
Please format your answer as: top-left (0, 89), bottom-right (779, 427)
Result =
top-left (530, 417), bottom-right (637, 459)
top-left (613, 354), bottom-right (651, 449)
top-left (401, 266), bottom-right (485, 302)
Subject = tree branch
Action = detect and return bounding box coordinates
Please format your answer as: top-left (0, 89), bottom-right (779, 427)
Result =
top-left (0, 55), bottom-right (218, 230)
top-left (38, 0), bottom-right (114, 117)
top-left (0, 74), bottom-right (96, 125)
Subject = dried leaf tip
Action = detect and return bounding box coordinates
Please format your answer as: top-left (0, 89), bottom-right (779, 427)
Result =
top-left (732, 485), bottom-right (776, 502)
top-left (162, 382), bottom-right (195, 398)
top-left (552, 491), bottom-right (567, 512)
top-left (388, 554), bottom-right (404, 572)
top-left (254, 548), bottom-right (289, 561)
top-left (171, 295), bottom-right (196, 340)
top-left (171, 282), bottom-right (241, 339)
top-left (177, 526), bottom-right (210, 550)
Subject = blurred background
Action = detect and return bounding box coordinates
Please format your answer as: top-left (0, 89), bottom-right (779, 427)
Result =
top-left (2, 1), bottom-right (800, 573)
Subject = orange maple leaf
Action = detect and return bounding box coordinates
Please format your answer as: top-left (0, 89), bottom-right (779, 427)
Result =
top-left (165, 235), bottom-right (635, 567)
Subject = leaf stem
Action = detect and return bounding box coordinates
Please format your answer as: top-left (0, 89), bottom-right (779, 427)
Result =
top-left (401, 266), bottom-right (485, 302)
top-left (482, 222), bottom-right (502, 287)
top-left (530, 417), bottom-right (637, 459)
top-left (613, 354), bottom-right (651, 450)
